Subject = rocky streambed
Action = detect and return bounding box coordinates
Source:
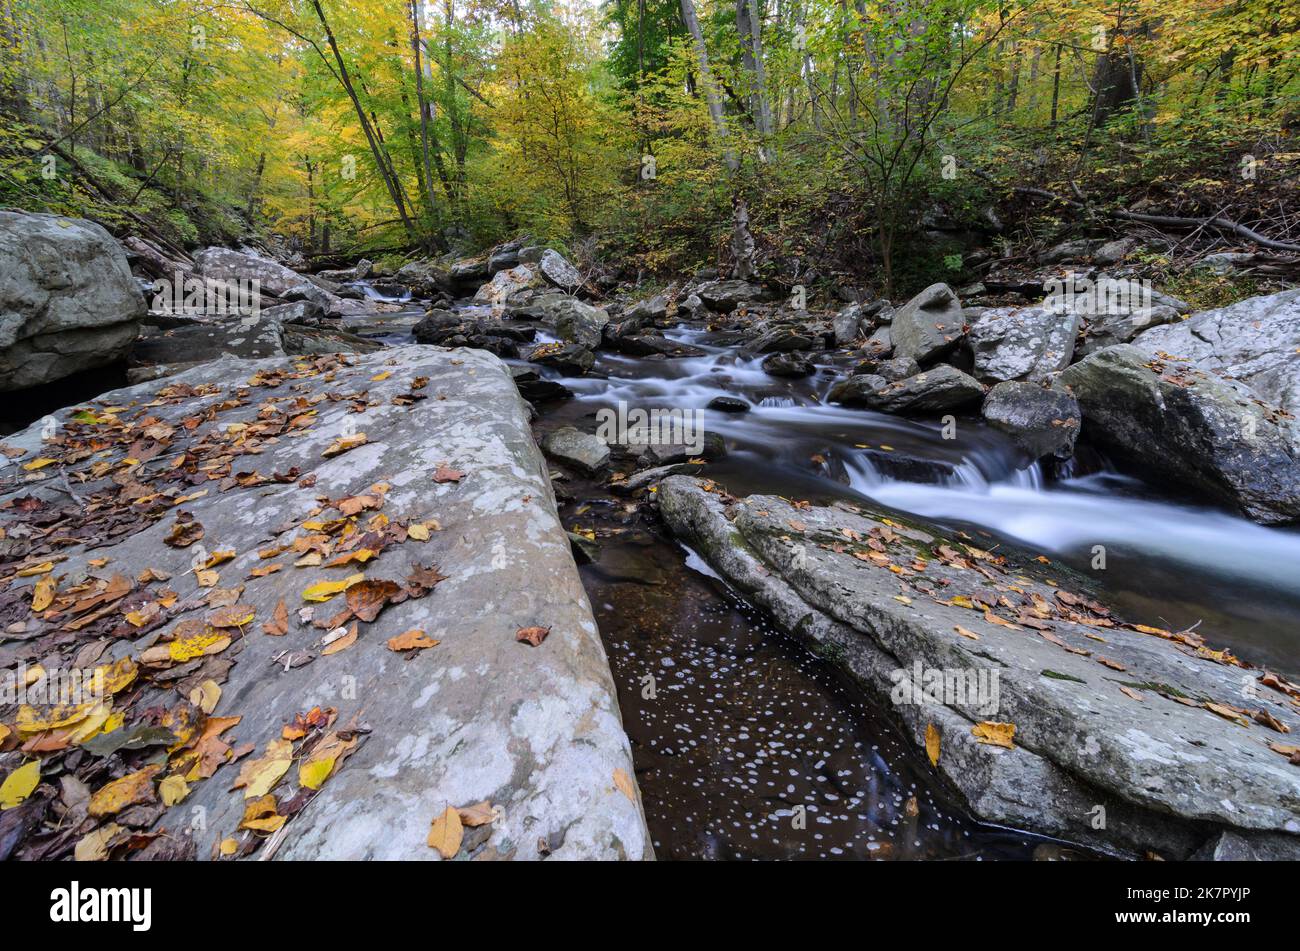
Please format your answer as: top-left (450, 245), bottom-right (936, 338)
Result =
top-left (3, 211), bottom-right (1300, 861)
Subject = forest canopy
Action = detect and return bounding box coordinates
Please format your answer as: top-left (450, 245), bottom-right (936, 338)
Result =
top-left (1, 0), bottom-right (1296, 292)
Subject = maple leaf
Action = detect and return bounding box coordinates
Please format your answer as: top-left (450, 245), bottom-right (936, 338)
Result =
top-left (516, 625), bottom-right (551, 647)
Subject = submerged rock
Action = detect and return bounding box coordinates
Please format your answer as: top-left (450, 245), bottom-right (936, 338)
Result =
top-left (542, 426), bottom-right (611, 474)
top-left (830, 365), bottom-right (984, 414)
top-left (981, 381), bottom-right (1080, 459)
top-left (0, 347), bottom-right (651, 860)
top-left (761, 351), bottom-right (814, 377)
top-left (1059, 344), bottom-right (1300, 524)
top-left (657, 475), bottom-right (1300, 859)
top-left (0, 211), bottom-right (145, 390)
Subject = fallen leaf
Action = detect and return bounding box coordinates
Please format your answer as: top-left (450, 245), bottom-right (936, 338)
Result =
top-left (232, 739), bottom-right (293, 798)
top-left (88, 765), bottom-right (161, 817)
top-left (74, 823), bottom-right (124, 861)
top-left (971, 721), bottom-right (1016, 749)
top-left (1118, 685), bottom-right (1145, 702)
top-left (427, 805), bottom-right (463, 858)
top-left (30, 575), bottom-right (56, 612)
top-left (0, 759), bottom-right (41, 809)
top-left (925, 723), bottom-right (941, 766)
top-left (323, 433), bottom-right (368, 457)
top-left (387, 629), bottom-right (439, 652)
top-left (321, 623), bottom-right (358, 656)
top-left (262, 599), bottom-right (289, 636)
top-left (432, 464), bottom-right (464, 483)
top-left (240, 794), bottom-right (286, 832)
top-left (953, 625), bottom-right (980, 640)
top-left (159, 775), bottom-right (190, 806)
top-left (456, 801), bottom-right (498, 827)
top-left (613, 767), bottom-right (636, 802)
top-left (516, 625), bottom-right (551, 647)
top-left (303, 573), bottom-right (364, 602)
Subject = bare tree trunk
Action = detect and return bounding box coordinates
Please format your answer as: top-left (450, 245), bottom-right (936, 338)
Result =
top-left (679, 0), bottom-right (738, 172)
top-left (409, 0), bottom-right (441, 244)
top-left (736, 0), bottom-right (773, 142)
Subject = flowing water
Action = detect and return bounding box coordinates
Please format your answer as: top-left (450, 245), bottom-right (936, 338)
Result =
top-left (379, 289), bottom-right (1300, 859)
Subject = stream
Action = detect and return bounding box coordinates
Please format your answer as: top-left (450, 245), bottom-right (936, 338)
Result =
top-left (240, 281), bottom-right (1300, 858)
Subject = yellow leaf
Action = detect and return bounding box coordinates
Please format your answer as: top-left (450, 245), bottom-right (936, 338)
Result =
top-left (407, 522), bottom-right (429, 541)
top-left (234, 739), bottom-right (293, 799)
top-left (16, 561), bottom-right (54, 577)
top-left (322, 433), bottom-right (368, 457)
top-left (0, 760), bottom-right (41, 809)
top-left (613, 767), bottom-right (636, 802)
top-left (925, 723), bottom-right (941, 766)
top-left (159, 775), bottom-right (190, 806)
top-left (75, 823), bottom-right (124, 861)
top-left (169, 631), bottom-right (231, 663)
top-left (88, 765), bottom-right (161, 817)
top-left (30, 575), bottom-right (56, 612)
top-left (195, 568), bottom-right (219, 587)
top-left (427, 805), bottom-right (463, 858)
top-left (22, 457), bottom-right (56, 470)
top-left (371, 371), bottom-right (392, 381)
top-left (971, 721), bottom-right (1016, 749)
top-left (189, 680), bottom-right (221, 714)
top-left (302, 573), bottom-right (364, 602)
top-left (219, 838), bottom-right (238, 856)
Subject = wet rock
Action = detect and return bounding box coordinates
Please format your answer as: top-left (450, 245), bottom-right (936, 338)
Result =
top-left (130, 318), bottom-right (286, 366)
top-left (449, 256), bottom-right (490, 287)
top-left (1059, 344), bottom-right (1300, 523)
top-left (747, 327), bottom-right (816, 354)
top-left (473, 264), bottom-right (536, 305)
top-left (262, 300), bottom-right (327, 326)
top-left (657, 475), bottom-right (1300, 858)
top-left (890, 283), bottom-right (964, 363)
top-left (545, 298), bottom-right (609, 349)
top-left (193, 246), bottom-right (322, 303)
top-left (761, 351), bottom-right (814, 377)
top-left (854, 356), bottom-right (918, 381)
top-left (623, 295), bottom-right (668, 324)
top-left (707, 396), bottom-right (751, 414)
top-left (280, 323), bottom-right (384, 356)
top-left (393, 260), bottom-right (451, 297)
top-left (862, 325), bottom-right (892, 357)
top-left (635, 431), bottom-right (726, 466)
top-left (527, 341), bottom-right (594, 375)
top-left (509, 367), bottom-right (573, 404)
top-left (968, 305), bottom-right (1080, 382)
top-left (487, 244), bottom-right (521, 273)
top-left (0, 347), bottom-right (651, 860)
top-left (677, 293), bottom-right (706, 318)
top-left (538, 249), bottom-right (583, 292)
top-left (1134, 289), bottom-right (1300, 416)
top-left (830, 365), bottom-right (984, 414)
top-left (542, 426), bottom-right (611, 474)
top-left (695, 279), bottom-right (764, 313)
top-left (606, 334), bottom-right (704, 358)
top-left (981, 381), bottom-right (1081, 459)
top-left (1, 211), bottom-right (145, 390)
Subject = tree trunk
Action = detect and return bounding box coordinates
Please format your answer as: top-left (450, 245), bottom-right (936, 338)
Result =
top-left (680, 0), bottom-right (738, 172)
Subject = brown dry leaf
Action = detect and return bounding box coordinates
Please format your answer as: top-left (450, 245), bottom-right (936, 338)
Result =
top-left (515, 625), bottom-right (551, 647)
top-left (323, 433), bottom-right (368, 457)
top-left (189, 679), bottom-right (221, 714)
top-left (88, 764), bottom-right (162, 817)
top-left (432, 464), bottom-right (464, 484)
top-left (322, 623), bottom-right (358, 656)
top-left (427, 805), bottom-right (463, 858)
top-left (164, 516), bottom-right (204, 548)
top-left (613, 768), bottom-right (636, 802)
top-left (925, 723), bottom-right (941, 766)
top-left (1204, 702), bottom-right (1250, 727)
top-left (1097, 656), bottom-right (1127, 671)
top-left (1118, 685), bottom-right (1145, 702)
top-left (262, 599), bottom-right (289, 637)
top-left (345, 579), bottom-right (400, 622)
top-left (387, 629), bottom-right (439, 652)
top-left (208, 604), bottom-right (255, 629)
top-left (456, 801), bottom-right (498, 827)
top-left (953, 625), bottom-right (980, 641)
top-left (971, 721), bottom-right (1016, 749)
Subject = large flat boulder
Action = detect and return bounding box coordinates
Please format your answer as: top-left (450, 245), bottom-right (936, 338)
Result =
top-left (1059, 344), bottom-right (1300, 524)
top-left (0, 211), bottom-right (145, 390)
top-left (192, 246), bottom-right (318, 301)
top-left (0, 347), bottom-right (650, 861)
top-left (1134, 289), bottom-right (1300, 416)
top-left (658, 476), bottom-right (1300, 859)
